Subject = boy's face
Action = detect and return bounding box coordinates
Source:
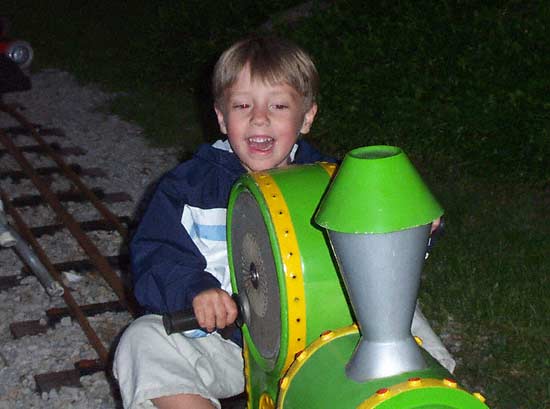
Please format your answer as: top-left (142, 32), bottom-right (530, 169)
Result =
top-left (215, 66), bottom-right (317, 172)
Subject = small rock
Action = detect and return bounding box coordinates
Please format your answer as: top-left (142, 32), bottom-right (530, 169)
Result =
top-left (60, 316), bottom-right (72, 327)
top-left (0, 351), bottom-right (8, 369)
top-left (63, 271), bottom-right (83, 283)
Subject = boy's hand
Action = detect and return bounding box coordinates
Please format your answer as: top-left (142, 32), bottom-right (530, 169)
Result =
top-left (431, 217), bottom-right (441, 234)
top-left (192, 288), bottom-right (238, 332)
top-left (426, 217), bottom-right (445, 259)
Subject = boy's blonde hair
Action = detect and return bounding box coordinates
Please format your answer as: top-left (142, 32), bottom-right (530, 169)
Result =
top-left (212, 36), bottom-right (319, 110)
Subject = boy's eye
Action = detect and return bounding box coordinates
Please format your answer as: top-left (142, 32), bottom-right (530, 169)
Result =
top-left (233, 103), bottom-right (250, 109)
top-left (271, 104), bottom-right (289, 110)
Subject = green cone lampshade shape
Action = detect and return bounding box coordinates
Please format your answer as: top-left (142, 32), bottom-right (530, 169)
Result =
top-left (315, 145), bottom-right (443, 234)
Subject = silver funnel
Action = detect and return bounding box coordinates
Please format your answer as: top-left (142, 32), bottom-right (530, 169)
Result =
top-left (327, 224), bottom-right (431, 381)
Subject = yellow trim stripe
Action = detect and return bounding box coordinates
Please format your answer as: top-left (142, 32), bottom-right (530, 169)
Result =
top-left (253, 172), bottom-right (306, 373)
top-left (357, 377), bottom-right (473, 409)
top-left (244, 342), bottom-right (253, 409)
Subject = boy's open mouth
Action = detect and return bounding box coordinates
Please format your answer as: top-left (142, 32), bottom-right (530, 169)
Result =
top-left (247, 136), bottom-right (274, 152)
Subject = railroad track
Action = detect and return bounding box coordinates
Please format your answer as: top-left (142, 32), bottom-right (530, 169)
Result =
top-left (0, 101), bottom-right (138, 395)
top-left (0, 101), bottom-right (247, 409)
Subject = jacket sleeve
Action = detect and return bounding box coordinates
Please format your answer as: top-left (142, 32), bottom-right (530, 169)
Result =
top-left (130, 173), bottom-right (221, 314)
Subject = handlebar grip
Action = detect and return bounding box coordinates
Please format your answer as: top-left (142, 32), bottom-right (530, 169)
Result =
top-left (162, 308), bottom-right (199, 335)
top-left (162, 294), bottom-right (248, 336)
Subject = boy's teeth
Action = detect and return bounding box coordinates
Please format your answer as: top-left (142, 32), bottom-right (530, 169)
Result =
top-left (248, 137), bottom-right (274, 151)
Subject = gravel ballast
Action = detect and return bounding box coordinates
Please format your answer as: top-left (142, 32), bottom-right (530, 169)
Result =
top-left (0, 69), bottom-right (179, 409)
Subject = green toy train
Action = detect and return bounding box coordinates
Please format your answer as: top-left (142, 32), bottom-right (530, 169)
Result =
top-left (166, 145), bottom-right (490, 409)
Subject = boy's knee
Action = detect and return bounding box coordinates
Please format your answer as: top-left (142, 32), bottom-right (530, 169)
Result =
top-left (120, 314), bottom-right (165, 341)
top-left (114, 315), bottom-right (167, 368)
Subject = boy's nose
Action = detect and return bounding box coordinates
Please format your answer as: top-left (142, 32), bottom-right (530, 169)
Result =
top-left (250, 107), bottom-right (269, 126)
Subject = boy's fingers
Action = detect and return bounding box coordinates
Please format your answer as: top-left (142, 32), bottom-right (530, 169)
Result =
top-left (192, 288), bottom-right (238, 331)
top-left (214, 303), bottom-right (227, 329)
top-left (214, 294), bottom-right (238, 329)
top-left (431, 217), bottom-right (441, 233)
top-left (195, 305), bottom-right (215, 332)
top-left (223, 296), bottom-right (238, 326)
top-left (193, 297), bottom-right (216, 331)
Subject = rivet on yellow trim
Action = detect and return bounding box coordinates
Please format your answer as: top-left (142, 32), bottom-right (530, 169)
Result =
top-left (279, 377), bottom-right (289, 391)
top-left (473, 392), bottom-right (486, 403)
top-left (443, 378), bottom-right (458, 388)
top-left (320, 330), bottom-right (335, 341)
top-left (407, 377), bottom-right (422, 387)
top-left (252, 172), bottom-right (306, 372)
top-left (295, 349), bottom-right (307, 362)
top-left (259, 393), bottom-right (275, 409)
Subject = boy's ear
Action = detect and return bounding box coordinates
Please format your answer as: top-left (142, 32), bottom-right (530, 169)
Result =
top-left (214, 106), bottom-right (228, 134)
top-left (300, 103), bottom-right (318, 134)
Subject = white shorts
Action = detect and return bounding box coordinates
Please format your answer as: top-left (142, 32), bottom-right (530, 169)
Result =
top-left (113, 314), bottom-right (244, 409)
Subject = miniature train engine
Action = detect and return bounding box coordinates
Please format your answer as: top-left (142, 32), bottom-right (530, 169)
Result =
top-left (164, 145), bottom-right (490, 408)
top-left (226, 145), bottom-right (489, 408)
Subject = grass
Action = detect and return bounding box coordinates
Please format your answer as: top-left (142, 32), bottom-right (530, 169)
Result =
top-left (4, 1), bottom-right (549, 407)
top-left (107, 87), bottom-right (204, 150)
top-left (420, 178), bottom-right (549, 407)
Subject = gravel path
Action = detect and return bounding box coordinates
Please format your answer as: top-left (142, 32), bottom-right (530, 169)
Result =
top-left (0, 69), bottom-right (179, 409)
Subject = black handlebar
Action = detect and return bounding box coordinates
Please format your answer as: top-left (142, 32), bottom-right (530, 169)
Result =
top-left (162, 307), bottom-right (200, 335)
top-left (162, 293), bottom-right (249, 335)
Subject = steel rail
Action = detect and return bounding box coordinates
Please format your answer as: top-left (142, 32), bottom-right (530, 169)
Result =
top-left (0, 188), bottom-right (110, 363)
top-left (0, 102), bottom-right (128, 239)
top-left (0, 128), bottom-right (137, 315)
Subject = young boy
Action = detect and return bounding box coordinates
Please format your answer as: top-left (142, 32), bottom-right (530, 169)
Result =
top-left (113, 36), bottom-right (333, 409)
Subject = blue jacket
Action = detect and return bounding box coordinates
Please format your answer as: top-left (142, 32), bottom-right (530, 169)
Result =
top-left (131, 139), bottom-right (335, 322)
